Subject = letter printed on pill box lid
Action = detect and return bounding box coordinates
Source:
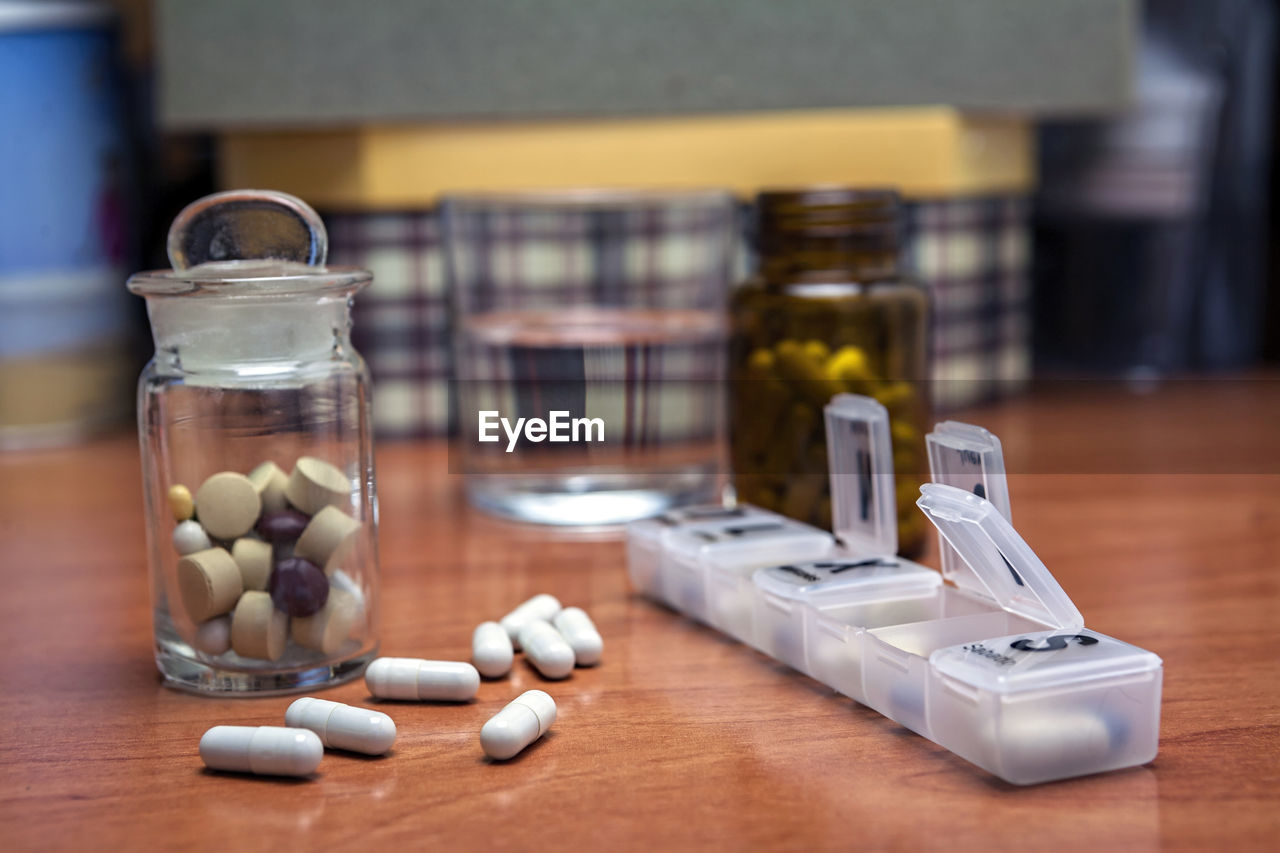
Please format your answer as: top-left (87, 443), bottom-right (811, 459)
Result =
top-left (824, 394), bottom-right (897, 558)
top-left (926, 420), bottom-right (1012, 593)
top-left (916, 483), bottom-right (1084, 631)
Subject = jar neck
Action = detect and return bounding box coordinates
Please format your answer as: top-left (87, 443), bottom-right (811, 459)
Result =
top-left (145, 294), bottom-right (355, 372)
top-left (758, 241), bottom-right (900, 281)
top-left (755, 188), bottom-right (903, 281)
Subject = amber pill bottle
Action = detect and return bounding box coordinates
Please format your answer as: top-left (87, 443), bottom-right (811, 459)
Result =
top-left (730, 188), bottom-right (930, 556)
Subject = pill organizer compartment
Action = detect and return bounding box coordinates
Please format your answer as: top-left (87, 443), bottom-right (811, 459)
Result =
top-left (626, 505), bottom-right (770, 603)
top-left (669, 513), bottom-right (832, 628)
top-left (864, 483), bottom-right (1162, 783)
top-left (753, 559), bottom-right (944, 681)
top-left (751, 405), bottom-right (1018, 700)
top-left (805, 580), bottom-right (998, 705)
top-left (855, 422), bottom-right (1024, 728)
top-left (862, 483), bottom-right (1081, 738)
top-left (747, 395), bottom-right (942, 675)
top-left (928, 628), bottom-right (1163, 785)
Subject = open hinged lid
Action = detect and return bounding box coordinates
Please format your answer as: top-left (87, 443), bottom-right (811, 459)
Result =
top-left (824, 394), bottom-right (897, 557)
top-left (917, 483), bottom-right (1083, 630)
top-left (926, 421), bottom-right (1012, 584)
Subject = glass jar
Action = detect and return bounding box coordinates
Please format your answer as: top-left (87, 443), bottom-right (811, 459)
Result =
top-left (730, 188), bottom-right (930, 557)
top-left (128, 190), bottom-right (379, 694)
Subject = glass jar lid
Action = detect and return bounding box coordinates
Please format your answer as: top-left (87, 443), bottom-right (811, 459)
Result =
top-left (128, 190), bottom-right (370, 298)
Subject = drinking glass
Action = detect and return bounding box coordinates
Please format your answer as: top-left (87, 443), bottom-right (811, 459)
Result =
top-left (443, 190), bottom-right (736, 526)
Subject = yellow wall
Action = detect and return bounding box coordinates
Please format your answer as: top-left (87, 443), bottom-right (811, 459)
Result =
top-left (220, 108), bottom-right (1033, 207)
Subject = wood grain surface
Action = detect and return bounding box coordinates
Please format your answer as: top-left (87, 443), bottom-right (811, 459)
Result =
top-left (1, 379), bottom-right (1278, 851)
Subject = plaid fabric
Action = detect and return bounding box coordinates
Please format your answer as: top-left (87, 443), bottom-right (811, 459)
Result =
top-left (903, 196), bottom-right (1032, 410)
top-left (326, 195), bottom-right (1030, 437)
top-left (447, 204), bottom-right (737, 314)
top-left (326, 212), bottom-right (451, 437)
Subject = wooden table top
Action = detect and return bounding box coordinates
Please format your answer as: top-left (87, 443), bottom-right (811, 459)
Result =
top-left (2, 379), bottom-right (1278, 851)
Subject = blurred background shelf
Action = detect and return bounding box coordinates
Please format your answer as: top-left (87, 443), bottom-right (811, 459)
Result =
top-left (156, 0), bottom-right (1136, 128)
top-left (4, 0), bottom-right (1275, 450)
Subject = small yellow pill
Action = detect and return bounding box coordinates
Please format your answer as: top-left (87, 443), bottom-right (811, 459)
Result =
top-left (747, 348), bottom-right (776, 373)
top-left (826, 346), bottom-right (872, 382)
top-left (891, 419), bottom-right (918, 446)
top-left (802, 340), bottom-right (830, 363)
top-left (875, 382), bottom-right (916, 413)
top-left (168, 484), bottom-right (194, 522)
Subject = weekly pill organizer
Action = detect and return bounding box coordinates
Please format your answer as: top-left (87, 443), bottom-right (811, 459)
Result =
top-left (626, 393), bottom-right (1163, 785)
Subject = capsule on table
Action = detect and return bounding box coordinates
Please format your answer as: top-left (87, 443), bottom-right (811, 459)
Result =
top-left (552, 607), bottom-right (603, 667)
top-left (364, 657), bottom-right (480, 701)
top-left (472, 621), bottom-right (514, 678)
top-left (500, 594), bottom-right (562, 648)
top-left (517, 620), bottom-right (575, 680)
top-left (481, 689), bottom-right (557, 760)
top-left (284, 696), bottom-right (396, 755)
top-left (199, 726), bottom-right (323, 777)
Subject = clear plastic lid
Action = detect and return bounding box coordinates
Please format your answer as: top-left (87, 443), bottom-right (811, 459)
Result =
top-left (917, 483), bottom-right (1083, 630)
top-left (931, 628), bottom-right (1161, 693)
top-left (673, 515), bottom-right (826, 553)
top-left (659, 505), bottom-right (755, 526)
top-left (754, 555), bottom-right (939, 602)
top-left (631, 504), bottom-right (777, 548)
top-left (824, 394), bottom-right (897, 557)
top-left (926, 421), bottom-right (1011, 585)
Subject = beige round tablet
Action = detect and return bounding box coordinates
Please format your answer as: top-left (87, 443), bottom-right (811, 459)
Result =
top-left (291, 590), bottom-right (359, 655)
top-left (294, 506), bottom-right (362, 573)
top-left (194, 472), bottom-right (262, 540)
top-left (231, 538), bottom-right (273, 591)
top-left (247, 461), bottom-right (289, 514)
top-left (284, 456), bottom-right (350, 515)
top-left (231, 591), bottom-right (288, 661)
top-left (177, 547), bottom-right (244, 623)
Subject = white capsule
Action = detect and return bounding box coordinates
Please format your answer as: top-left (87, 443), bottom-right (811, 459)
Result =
top-left (172, 520), bottom-right (212, 556)
top-left (500, 594), bottom-right (562, 648)
top-left (517, 619), bottom-right (575, 680)
top-left (364, 657), bottom-right (480, 701)
top-left (481, 689), bottom-right (557, 760)
top-left (199, 725), bottom-right (323, 777)
top-left (284, 696), bottom-right (396, 755)
top-left (193, 616), bottom-right (231, 655)
top-left (472, 621), bottom-right (514, 678)
top-left (552, 607), bottom-right (603, 666)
